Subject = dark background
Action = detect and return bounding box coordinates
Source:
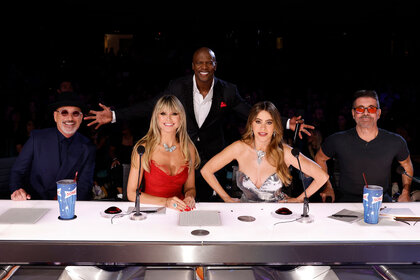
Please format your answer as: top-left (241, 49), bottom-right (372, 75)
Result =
top-left (1, 1), bottom-right (419, 158)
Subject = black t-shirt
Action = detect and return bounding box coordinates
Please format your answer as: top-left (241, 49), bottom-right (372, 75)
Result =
top-left (322, 128), bottom-right (409, 202)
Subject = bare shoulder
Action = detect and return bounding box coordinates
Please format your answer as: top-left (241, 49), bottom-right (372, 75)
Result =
top-left (215, 141), bottom-right (247, 159)
top-left (282, 143), bottom-right (292, 154)
top-left (229, 140), bottom-right (248, 152)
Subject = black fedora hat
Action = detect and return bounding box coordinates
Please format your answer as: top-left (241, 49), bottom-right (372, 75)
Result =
top-left (48, 92), bottom-right (87, 114)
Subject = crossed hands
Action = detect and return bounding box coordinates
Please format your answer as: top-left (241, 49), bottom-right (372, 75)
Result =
top-left (166, 196), bottom-right (196, 211)
top-left (11, 188), bottom-right (31, 200)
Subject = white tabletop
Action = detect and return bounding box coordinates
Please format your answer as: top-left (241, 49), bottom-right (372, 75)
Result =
top-left (1, 200), bottom-right (419, 264)
top-left (0, 200), bottom-right (419, 242)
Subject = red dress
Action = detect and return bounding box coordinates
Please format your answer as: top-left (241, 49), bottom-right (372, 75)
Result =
top-left (143, 161), bottom-right (188, 199)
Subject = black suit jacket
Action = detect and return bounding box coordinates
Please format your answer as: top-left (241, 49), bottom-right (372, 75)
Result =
top-left (116, 75), bottom-right (251, 162)
top-left (116, 75), bottom-right (290, 162)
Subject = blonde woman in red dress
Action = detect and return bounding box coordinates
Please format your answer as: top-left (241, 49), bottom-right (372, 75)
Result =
top-left (126, 95), bottom-right (200, 211)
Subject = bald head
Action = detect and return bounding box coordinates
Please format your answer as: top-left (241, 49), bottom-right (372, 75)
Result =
top-left (193, 47), bottom-right (216, 62)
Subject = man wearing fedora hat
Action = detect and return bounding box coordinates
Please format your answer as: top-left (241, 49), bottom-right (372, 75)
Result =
top-left (9, 92), bottom-right (96, 200)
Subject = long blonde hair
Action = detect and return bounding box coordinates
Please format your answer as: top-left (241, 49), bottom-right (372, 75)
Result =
top-left (241, 101), bottom-right (292, 185)
top-left (131, 95), bottom-right (200, 172)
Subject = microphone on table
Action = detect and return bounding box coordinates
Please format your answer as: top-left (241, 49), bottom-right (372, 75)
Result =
top-left (396, 166), bottom-right (420, 184)
top-left (131, 145), bottom-right (147, 221)
top-left (291, 147), bottom-right (314, 223)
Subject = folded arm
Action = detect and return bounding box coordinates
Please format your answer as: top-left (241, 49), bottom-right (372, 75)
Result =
top-left (285, 144), bottom-right (329, 202)
top-left (200, 141), bottom-right (241, 203)
top-left (314, 147), bottom-right (335, 202)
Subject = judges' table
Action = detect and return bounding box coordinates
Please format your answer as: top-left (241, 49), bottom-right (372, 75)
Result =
top-left (0, 200), bottom-right (419, 265)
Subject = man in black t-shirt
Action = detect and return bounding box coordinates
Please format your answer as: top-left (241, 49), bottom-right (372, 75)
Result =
top-left (315, 90), bottom-right (414, 202)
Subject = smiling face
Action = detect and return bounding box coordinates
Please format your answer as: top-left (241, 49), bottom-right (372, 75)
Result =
top-left (157, 106), bottom-right (181, 134)
top-left (54, 106), bottom-right (83, 138)
top-left (252, 110), bottom-right (274, 141)
top-left (192, 48), bottom-right (217, 84)
top-left (352, 96), bottom-right (381, 129)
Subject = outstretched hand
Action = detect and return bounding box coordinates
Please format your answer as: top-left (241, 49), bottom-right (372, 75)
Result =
top-left (289, 116), bottom-right (315, 139)
top-left (84, 103), bottom-right (113, 130)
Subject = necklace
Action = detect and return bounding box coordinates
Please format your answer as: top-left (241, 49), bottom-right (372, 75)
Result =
top-left (254, 143), bottom-right (266, 165)
top-left (163, 143), bottom-right (176, 152)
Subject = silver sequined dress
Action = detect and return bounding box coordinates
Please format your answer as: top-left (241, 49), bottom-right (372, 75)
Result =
top-left (236, 170), bottom-right (286, 202)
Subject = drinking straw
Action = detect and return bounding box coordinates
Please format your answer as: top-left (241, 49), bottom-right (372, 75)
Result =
top-left (362, 172), bottom-right (368, 187)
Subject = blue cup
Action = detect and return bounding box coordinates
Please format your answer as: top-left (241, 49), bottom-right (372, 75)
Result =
top-left (363, 185), bottom-right (383, 224)
top-left (57, 179), bottom-right (77, 220)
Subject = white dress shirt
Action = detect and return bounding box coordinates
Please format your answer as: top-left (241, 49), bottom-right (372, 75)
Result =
top-left (111, 76), bottom-right (215, 126)
top-left (193, 75), bottom-right (214, 128)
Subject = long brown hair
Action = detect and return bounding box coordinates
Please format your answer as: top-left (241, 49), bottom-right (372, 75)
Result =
top-left (241, 101), bottom-right (292, 185)
top-left (131, 95), bottom-right (200, 172)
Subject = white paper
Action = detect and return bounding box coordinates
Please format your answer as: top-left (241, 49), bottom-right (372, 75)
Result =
top-left (379, 208), bottom-right (415, 217)
top-left (0, 208), bottom-right (49, 224)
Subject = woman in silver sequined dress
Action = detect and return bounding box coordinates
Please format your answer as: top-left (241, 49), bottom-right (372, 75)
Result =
top-left (201, 101), bottom-right (328, 203)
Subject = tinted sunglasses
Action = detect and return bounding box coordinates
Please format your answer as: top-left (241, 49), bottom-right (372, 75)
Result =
top-left (56, 109), bottom-right (83, 117)
top-left (353, 106), bottom-right (378, 114)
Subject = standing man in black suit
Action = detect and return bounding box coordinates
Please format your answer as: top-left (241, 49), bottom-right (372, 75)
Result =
top-left (85, 47), bottom-right (313, 201)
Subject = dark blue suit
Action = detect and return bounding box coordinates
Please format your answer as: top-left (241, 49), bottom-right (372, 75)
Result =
top-left (9, 128), bottom-right (96, 200)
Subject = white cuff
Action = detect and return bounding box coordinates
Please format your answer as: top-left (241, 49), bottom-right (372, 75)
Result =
top-left (286, 119), bottom-right (290, 130)
top-left (111, 111), bottom-right (116, 123)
